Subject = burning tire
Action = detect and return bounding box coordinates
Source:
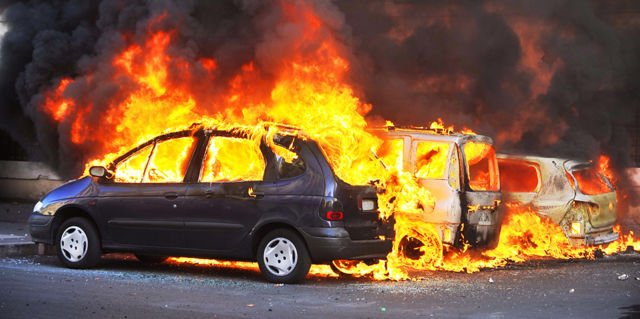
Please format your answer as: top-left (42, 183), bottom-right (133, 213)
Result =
top-left (56, 217), bottom-right (102, 268)
top-left (135, 254), bottom-right (169, 263)
top-left (396, 228), bottom-right (443, 269)
top-left (257, 229), bottom-right (311, 284)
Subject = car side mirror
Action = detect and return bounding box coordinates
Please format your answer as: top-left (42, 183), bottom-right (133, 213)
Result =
top-left (89, 166), bottom-right (109, 178)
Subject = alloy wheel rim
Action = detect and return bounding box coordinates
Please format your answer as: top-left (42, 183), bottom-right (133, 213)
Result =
top-left (60, 226), bottom-right (88, 262)
top-left (263, 237), bottom-right (298, 276)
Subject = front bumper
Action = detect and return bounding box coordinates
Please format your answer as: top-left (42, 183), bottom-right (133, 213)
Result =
top-left (28, 213), bottom-right (55, 244)
top-left (299, 227), bottom-right (392, 262)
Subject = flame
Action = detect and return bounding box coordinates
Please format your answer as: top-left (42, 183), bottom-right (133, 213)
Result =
top-left (597, 155), bottom-right (616, 185)
top-left (464, 141), bottom-right (500, 191)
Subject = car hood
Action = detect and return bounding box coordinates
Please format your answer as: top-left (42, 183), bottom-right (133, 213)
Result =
top-left (40, 176), bottom-right (95, 205)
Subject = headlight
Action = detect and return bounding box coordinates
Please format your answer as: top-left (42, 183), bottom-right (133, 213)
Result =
top-left (33, 201), bottom-right (43, 213)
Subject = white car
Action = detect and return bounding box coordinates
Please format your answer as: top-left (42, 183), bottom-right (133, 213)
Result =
top-left (497, 154), bottom-right (618, 246)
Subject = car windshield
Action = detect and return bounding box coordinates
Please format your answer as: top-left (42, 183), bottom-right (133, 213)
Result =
top-left (571, 168), bottom-right (613, 195)
top-left (463, 141), bottom-right (499, 191)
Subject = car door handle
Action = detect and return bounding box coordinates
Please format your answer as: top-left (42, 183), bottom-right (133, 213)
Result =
top-left (164, 192), bottom-right (179, 200)
top-left (247, 187), bottom-right (264, 199)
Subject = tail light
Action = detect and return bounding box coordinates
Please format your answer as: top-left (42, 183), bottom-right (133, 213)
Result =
top-left (325, 211), bottom-right (344, 221)
top-left (320, 199), bottom-right (344, 221)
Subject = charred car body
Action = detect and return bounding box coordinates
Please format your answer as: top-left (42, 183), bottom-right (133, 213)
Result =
top-left (376, 126), bottom-right (503, 249)
top-left (497, 154), bottom-right (619, 246)
top-left (28, 124), bottom-right (392, 283)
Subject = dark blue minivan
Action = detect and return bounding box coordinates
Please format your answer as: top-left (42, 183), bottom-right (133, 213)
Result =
top-left (29, 124), bottom-right (392, 283)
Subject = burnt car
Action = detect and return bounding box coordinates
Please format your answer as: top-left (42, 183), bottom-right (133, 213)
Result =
top-left (375, 125), bottom-right (503, 249)
top-left (28, 124), bottom-right (392, 283)
top-left (497, 154), bottom-right (619, 246)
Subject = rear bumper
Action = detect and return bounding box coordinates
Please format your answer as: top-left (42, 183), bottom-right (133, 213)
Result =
top-left (28, 214), bottom-right (54, 244)
top-left (299, 227), bottom-right (392, 262)
top-left (569, 230), bottom-right (619, 246)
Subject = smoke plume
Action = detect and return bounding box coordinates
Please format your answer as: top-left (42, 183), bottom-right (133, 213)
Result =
top-left (0, 0), bottom-right (638, 179)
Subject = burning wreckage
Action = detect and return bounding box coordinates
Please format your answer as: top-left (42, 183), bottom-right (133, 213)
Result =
top-left (498, 154), bottom-right (619, 246)
top-left (28, 119), bottom-right (635, 282)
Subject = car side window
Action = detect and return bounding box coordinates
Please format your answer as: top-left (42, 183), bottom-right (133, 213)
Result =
top-left (142, 137), bottom-right (196, 183)
top-left (498, 160), bottom-right (540, 193)
top-left (201, 136), bottom-right (265, 182)
top-left (114, 145), bottom-right (153, 183)
top-left (270, 135), bottom-right (306, 180)
top-left (377, 138), bottom-right (404, 171)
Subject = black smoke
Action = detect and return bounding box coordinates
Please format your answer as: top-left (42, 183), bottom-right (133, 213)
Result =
top-left (338, 1), bottom-right (639, 168)
top-left (0, 0), bottom-right (638, 180)
top-left (0, 0), bottom-right (351, 176)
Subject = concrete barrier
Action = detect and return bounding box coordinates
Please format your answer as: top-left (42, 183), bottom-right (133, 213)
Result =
top-left (0, 161), bottom-right (64, 201)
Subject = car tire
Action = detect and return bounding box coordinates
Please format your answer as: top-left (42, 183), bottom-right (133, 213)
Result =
top-left (397, 231), bottom-right (443, 268)
top-left (257, 229), bottom-right (311, 284)
top-left (56, 217), bottom-right (101, 269)
top-left (135, 254), bottom-right (169, 263)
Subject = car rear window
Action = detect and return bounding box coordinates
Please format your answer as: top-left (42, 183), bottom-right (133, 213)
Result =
top-left (270, 134), bottom-right (306, 179)
top-left (201, 137), bottom-right (265, 182)
top-left (414, 141), bottom-right (450, 179)
top-left (571, 168), bottom-right (613, 195)
top-left (463, 142), bottom-right (499, 191)
top-left (498, 160), bottom-right (540, 193)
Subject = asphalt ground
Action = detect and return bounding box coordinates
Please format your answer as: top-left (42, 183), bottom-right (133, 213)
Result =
top-left (0, 253), bottom-right (639, 318)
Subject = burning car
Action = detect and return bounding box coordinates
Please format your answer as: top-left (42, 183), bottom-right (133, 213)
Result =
top-left (28, 123), bottom-right (392, 283)
top-left (497, 154), bottom-right (619, 246)
top-left (375, 125), bottom-right (503, 249)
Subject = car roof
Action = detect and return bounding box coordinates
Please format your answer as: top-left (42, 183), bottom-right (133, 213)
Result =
top-left (109, 122), bottom-right (307, 167)
top-left (496, 153), bottom-right (592, 171)
top-left (371, 126), bottom-right (494, 145)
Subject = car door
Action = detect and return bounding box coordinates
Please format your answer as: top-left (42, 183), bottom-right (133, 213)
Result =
top-left (182, 134), bottom-right (277, 252)
top-left (98, 134), bottom-right (197, 248)
top-left (411, 139), bottom-right (458, 222)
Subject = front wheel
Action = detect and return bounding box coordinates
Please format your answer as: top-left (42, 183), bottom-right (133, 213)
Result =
top-left (257, 229), bottom-right (311, 284)
top-left (56, 217), bottom-right (102, 268)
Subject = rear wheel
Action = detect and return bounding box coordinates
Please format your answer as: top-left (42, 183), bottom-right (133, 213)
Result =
top-left (257, 229), bottom-right (311, 284)
top-left (56, 217), bottom-right (101, 268)
top-left (135, 254), bottom-right (169, 263)
top-left (397, 229), bottom-right (443, 269)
